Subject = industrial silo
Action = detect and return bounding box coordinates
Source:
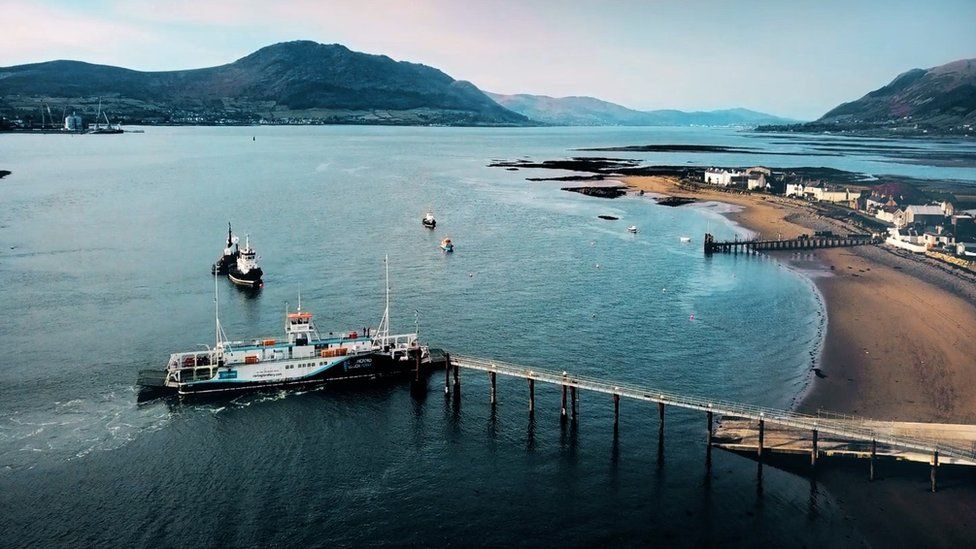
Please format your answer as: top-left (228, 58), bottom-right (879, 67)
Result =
top-left (63, 112), bottom-right (83, 131)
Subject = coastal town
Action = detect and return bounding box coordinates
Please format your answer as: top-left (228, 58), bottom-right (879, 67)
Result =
top-left (700, 166), bottom-right (976, 267)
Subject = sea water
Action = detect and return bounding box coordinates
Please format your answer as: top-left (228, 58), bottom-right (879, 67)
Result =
top-left (2, 126), bottom-right (971, 546)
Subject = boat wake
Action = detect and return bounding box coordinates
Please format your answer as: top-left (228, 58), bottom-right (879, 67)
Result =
top-left (0, 388), bottom-right (171, 474)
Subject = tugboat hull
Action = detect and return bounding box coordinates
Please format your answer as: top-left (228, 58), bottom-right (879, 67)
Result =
top-left (228, 266), bottom-right (263, 286)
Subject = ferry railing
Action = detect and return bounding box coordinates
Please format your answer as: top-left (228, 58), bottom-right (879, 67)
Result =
top-left (451, 355), bottom-right (976, 463)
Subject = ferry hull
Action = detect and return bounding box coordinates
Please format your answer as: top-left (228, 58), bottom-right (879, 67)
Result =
top-left (138, 349), bottom-right (446, 399)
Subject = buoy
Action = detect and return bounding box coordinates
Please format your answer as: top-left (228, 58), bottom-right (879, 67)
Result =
top-left (690, 313), bottom-right (695, 321)
top-left (468, 272), bottom-right (474, 277)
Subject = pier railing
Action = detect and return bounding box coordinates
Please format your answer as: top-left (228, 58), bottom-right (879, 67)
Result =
top-left (449, 354), bottom-right (976, 466)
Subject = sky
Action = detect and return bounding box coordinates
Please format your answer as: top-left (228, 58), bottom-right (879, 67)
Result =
top-left (1, 0), bottom-right (974, 120)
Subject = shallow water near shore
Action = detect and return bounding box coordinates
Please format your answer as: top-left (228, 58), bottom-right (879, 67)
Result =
top-left (1, 126), bottom-right (968, 545)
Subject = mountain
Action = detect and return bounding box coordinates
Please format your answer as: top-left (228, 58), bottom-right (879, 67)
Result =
top-left (759, 58), bottom-right (976, 136)
top-left (486, 92), bottom-right (796, 127)
top-left (0, 41), bottom-right (528, 126)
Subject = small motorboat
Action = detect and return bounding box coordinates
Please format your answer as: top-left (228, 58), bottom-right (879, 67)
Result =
top-left (627, 226), bottom-right (638, 234)
top-left (440, 238), bottom-right (454, 252)
top-left (422, 211), bottom-right (436, 229)
top-left (679, 236), bottom-right (692, 243)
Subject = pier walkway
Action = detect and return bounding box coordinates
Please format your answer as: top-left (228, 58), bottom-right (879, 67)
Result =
top-left (445, 354), bottom-right (976, 489)
top-left (703, 232), bottom-right (876, 255)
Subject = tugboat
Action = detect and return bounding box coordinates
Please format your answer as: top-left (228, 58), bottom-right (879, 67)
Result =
top-left (422, 211), bottom-right (436, 229)
top-left (212, 222), bottom-right (240, 275)
top-left (440, 238), bottom-right (454, 252)
top-left (227, 234), bottom-right (263, 287)
top-left (136, 258), bottom-right (440, 398)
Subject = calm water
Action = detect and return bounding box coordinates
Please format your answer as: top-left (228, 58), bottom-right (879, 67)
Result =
top-left (1, 126), bottom-right (969, 546)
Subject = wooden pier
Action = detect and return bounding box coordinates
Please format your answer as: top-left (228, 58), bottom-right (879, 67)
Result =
top-left (443, 354), bottom-right (976, 491)
top-left (703, 232), bottom-right (876, 255)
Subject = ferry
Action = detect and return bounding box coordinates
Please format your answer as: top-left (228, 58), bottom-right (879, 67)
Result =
top-left (422, 211), bottom-right (436, 229)
top-left (137, 260), bottom-right (436, 398)
top-left (440, 238), bottom-right (454, 252)
top-left (227, 234), bottom-right (263, 286)
top-left (212, 222), bottom-right (239, 275)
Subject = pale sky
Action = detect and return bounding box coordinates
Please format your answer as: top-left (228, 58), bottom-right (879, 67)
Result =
top-left (1, 0), bottom-right (974, 120)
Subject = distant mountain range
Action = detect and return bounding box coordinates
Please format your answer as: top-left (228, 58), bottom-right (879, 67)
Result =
top-left (0, 41), bottom-right (527, 126)
top-left (487, 92), bottom-right (797, 127)
top-left (759, 58), bottom-right (976, 136)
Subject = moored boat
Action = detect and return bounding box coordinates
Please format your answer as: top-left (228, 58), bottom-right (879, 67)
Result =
top-left (212, 222), bottom-right (240, 275)
top-left (138, 259), bottom-right (437, 398)
top-left (627, 225), bottom-right (638, 233)
top-left (679, 236), bottom-right (692, 243)
top-left (422, 211), bottom-right (436, 229)
top-left (227, 234), bottom-right (263, 287)
top-left (440, 238), bottom-right (454, 252)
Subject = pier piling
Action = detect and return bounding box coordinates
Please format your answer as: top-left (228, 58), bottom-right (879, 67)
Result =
top-left (870, 439), bottom-right (877, 481)
top-left (561, 384), bottom-right (568, 419)
top-left (758, 419), bottom-right (765, 461)
top-left (528, 379), bottom-right (535, 414)
top-left (613, 393), bottom-right (620, 432)
top-left (706, 410), bottom-right (713, 469)
top-left (571, 386), bottom-right (578, 421)
top-left (453, 363), bottom-right (460, 393)
top-left (932, 450), bottom-right (939, 493)
top-left (444, 355), bottom-right (451, 395)
top-left (489, 371), bottom-right (497, 406)
top-left (811, 429), bottom-right (818, 469)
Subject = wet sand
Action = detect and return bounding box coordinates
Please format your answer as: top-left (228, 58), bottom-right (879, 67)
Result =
top-left (623, 175), bottom-right (976, 546)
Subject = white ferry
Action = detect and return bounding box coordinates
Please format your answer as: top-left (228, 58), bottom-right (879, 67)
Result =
top-left (138, 260), bottom-right (435, 398)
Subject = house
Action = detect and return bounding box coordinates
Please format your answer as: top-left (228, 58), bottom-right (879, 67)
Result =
top-left (922, 226), bottom-right (955, 249)
top-left (785, 182), bottom-right (860, 206)
top-left (875, 205), bottom-right (899, 223)
top-left (746, 172), bottom-right (768, 190)
top-left (865, 194), bottom-right (899, 213)
top-left (703, 168), bottom-right (744, 186)
top-left (904, 205), bottom-right (946, 226)
top-left (957, 242), bottom-right (976, 257)
top-left (950, 214), bottom-right (975, 240)
top-left (886, 227), bottom-right (928, 253)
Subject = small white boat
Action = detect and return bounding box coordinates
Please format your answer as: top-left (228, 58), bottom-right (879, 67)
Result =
top-left (627, 226), bottom-right (638, 234)
top-left (679, 236), bottom-right (692, 243)
top-left (422, 211), bottom-right (436, 229)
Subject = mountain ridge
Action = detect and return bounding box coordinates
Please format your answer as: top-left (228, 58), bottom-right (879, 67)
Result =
top-left (758, 58), bottom-right (976, 136)
top-left (0, 40), bottom-right (529, 126)
top-left (487, 92), bottom-right (797, 127)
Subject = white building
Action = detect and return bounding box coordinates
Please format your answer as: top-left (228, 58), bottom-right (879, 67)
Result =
top-left (746, 173), bottom-right (768, 190)
top-left (703, 168), bottom-right (745, 186)
top-left (885, 227), bottom-right (928, 253)
top-left (786, 182), bottom-right (859, 205)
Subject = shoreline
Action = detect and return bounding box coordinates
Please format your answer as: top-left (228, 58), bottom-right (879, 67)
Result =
top-left (621, 175), bottom-right (976, 547)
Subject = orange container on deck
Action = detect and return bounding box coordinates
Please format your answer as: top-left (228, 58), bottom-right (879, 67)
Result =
top-left (319, 347), bottom-right (348, 358)
top-left (245, 355), bottom-right (260, 364)
top-left (262, 339), bottom-right (276, 346)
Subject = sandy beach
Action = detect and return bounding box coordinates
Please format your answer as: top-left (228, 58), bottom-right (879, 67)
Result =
top-left (623, 175), bottom-right (976, 546)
